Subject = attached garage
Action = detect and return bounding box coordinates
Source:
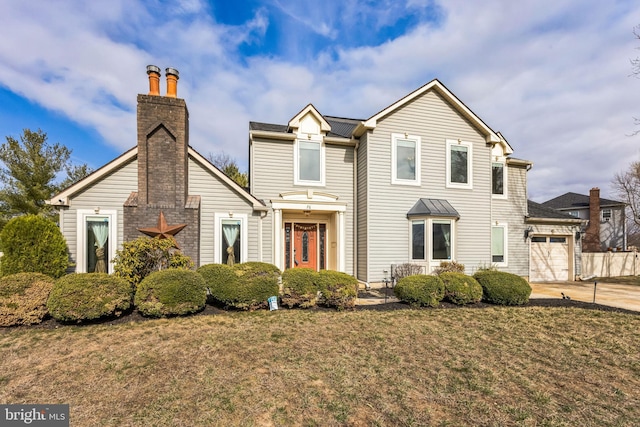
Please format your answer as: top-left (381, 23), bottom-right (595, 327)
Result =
top-left (526, 201), bottom-right (585, 282)
top-left (530, 235), bottom-right (570, 282)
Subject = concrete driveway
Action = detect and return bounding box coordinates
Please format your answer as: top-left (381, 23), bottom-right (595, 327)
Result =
top-left (530, 281), bottom-right (640, 312)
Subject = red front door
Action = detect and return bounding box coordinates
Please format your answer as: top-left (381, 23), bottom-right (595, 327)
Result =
top-left (294, 223), bottom-right (317, 270)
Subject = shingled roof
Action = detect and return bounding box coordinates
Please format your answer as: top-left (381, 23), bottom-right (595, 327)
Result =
top-left (250, 116), bottom-right (361, 138)
top-left (541, 192), bottom-right (625, 210)
top-left (527, 200), bottom-right (583, 221)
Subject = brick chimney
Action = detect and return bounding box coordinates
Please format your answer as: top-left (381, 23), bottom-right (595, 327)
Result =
top-left (124, 66), bottom-right (201, 265)
top-left (583, 187), bottom-right (601, 252)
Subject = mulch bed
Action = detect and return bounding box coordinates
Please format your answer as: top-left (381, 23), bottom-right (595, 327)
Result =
top-left (2, 293), bottom-right (638, 333)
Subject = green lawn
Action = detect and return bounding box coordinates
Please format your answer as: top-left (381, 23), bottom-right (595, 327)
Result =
top-left (1, 307), bottom-right (639, 426)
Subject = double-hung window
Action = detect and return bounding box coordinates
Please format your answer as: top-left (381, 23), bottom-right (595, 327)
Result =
top-left (294, 139), bottom-right (325, 186)
top-left (491, 223), bottom-right (507, 266)
top-left (410, 218), bottom-right (454, 261)
top-left (392, 133), bottom-right (421, 185)
top-left (601, 209), bottom-right (611, 222)
top-left (446, 139), bottom-right (472, 189)
top-left (492, 162), bottom-right (506, 198)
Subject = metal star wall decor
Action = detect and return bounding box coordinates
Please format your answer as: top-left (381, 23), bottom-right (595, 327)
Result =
top-left (138, 212), bottom-right (187, 247)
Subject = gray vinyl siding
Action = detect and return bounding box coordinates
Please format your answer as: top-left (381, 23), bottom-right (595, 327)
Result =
top-left (356, 134), bottom-right (368, 282)
top-left (491, 164), bottom-right (529, 276)
top-left (62, 159), bottom-right (138, 269)
top-left (251, 137), bottom-right (355, 274)
top-left (188, 158), bottom-right (261, 266)
top-left (364, 89), bottom-right (493, 281)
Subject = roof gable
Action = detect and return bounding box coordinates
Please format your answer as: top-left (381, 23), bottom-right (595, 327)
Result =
top-left (355, 79), bottom-right (502, 146)
top-left (49, 146), bottom-right (266, 210)
top-left (288, 104), bottom-right (331, 134)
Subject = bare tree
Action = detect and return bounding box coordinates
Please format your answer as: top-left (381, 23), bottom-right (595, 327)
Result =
top-left (207, 151), bottom-right (248, 188)
top-left (612, 161), bottom-right (640, 248)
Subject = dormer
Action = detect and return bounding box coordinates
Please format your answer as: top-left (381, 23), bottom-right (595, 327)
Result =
top-left (288, 104), bottom-right (330, 187)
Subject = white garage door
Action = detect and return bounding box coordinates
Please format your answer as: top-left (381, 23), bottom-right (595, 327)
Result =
top-left (530, 236), bottom-right (570, 282)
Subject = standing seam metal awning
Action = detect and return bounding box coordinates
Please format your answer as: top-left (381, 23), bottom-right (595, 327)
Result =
top-left (406, 198), bottom-right (460, 219)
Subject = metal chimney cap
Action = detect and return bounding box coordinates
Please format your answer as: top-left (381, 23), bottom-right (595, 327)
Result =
top-left (146, 65), bottom-right (161, 74)
top-left (165, 67), bottom-right (180, 78)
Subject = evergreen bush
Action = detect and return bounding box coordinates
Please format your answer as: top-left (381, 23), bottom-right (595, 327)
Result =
top-left (316, 270), bottom-right (357, 310)
top-left (224, 262), bottom-right (281, 310)
top-left (0, 215), bottom-right (69, 278)
top-left (281, 268), bottom-right (319, 308)
top-left (0, 272), bottom-right (54, 326)
top-left (47, 273), bottom-right (133, 322)
top-left (394, 275), bottom-right (444, 307)
top-left (439, 272), bottom-right (482, 305)
top-left (473, 270), bottom-right (531, 306)
top-left (112, 236), bottom-right (194, 287)
top-left (197, 263), bottom-right (238, 305)
top-left (135, 269), bottom-right (206, 317)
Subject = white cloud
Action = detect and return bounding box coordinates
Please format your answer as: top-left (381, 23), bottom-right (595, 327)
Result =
top-left (1, 0), bottom-right (639, 202)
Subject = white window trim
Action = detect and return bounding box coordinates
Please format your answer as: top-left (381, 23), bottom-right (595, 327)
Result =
top-left (392, 133), bottom-right (421, 186)
top-left (215, 213), bottom-right (248, 264)
top-left (491, 160), bottom-right (507, 199)
top-left (446, 139), bottom-right (473, 189)
top-left (430, 218), bottom-right (455, 262)
top-left (293, 138), bottom-right (325, 187)
top-left (601, 209), bottom-right (612, 222)
top-left (76, 209), bottom-right (118, 274)
top-left (491, 222), bottom-right (508, 267)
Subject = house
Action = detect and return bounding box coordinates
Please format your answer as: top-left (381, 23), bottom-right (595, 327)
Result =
top-left (541, 188), bottom-right (627, 252)
top-left (49, 66), bottom-right (583, 283)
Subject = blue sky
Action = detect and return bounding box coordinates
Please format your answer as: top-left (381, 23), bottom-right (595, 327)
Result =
top-left (1, 0), bottom-right (639, 201)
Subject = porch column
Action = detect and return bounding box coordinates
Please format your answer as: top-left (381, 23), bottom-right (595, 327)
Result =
top-left (338, 211), bottom-right (346, 272)
top-left (273, 208), bottom-right (282, 270)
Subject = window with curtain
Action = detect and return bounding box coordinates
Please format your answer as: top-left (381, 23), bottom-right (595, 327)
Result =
top-left (432, 221), bottom-right (452, 260)
top-left (492, 162), bottom-right (504, 195)
top-left (491, 225), bottom-right (506, 263)
top-left (298, 140), bottom-right (321, 182)
top-left (87, 216), bottom-right (109, 273)
top-left (222, 219), bottom-right (241, 265)
top-left (412, 220), bottom-right (425, 260)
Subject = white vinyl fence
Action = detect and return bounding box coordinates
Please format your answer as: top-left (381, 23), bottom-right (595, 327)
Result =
top-left (581, 251), bottom-right (640, 278)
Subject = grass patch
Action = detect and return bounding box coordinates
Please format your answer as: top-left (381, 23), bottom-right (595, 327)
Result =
top-left (0, 308), bottom-right (639, 426)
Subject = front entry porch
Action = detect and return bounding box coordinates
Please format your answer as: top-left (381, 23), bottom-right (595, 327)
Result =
top-left (272, 191), bottom-right (346, 272)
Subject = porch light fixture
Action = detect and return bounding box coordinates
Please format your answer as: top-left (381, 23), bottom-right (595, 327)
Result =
top-left (94, 207), bottom-right (100, 214)
top-left (524, 226), bottom-right (533, 240)
top-left (575, 231), bottom-right (582, 242)
top-left (303, 209), bottom-right (311, 217)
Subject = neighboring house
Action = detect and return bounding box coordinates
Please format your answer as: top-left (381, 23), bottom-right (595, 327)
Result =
top-left (50, 66), bottom-right (583, 283)
top-left (541, 189), bottom-right (627, 252)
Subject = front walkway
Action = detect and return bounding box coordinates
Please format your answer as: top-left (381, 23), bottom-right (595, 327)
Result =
top-left (530, 281), bottom-right (640, 312)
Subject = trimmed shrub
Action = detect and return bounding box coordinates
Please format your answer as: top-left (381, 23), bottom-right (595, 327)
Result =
top-left (0, 215), bottom-right (69, 278)
top-left (394, 275), bottom-right (444, 307)
top-left (473, 270), bottom-right (531, 306)
top-left (434, 261), bottom-right (465, 275)
top-left (197, 263), bottom-right (238, 305)
top-left (281, 268), bottom-right (319, 308)
top-left (135, 269), bottom-right (206, 317)
top-left (440, 272), bottom-right (482, 305)
top-left (223, 262), bottom-right (280, 310)
top-left (112, 237), bottom-right (194, 287)
top-left (0, 273), bottom-right (54, 326)
top-left (47, 273), bottom-right (133, 322)
top-left (316, 270), bottom-right (358, 310)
